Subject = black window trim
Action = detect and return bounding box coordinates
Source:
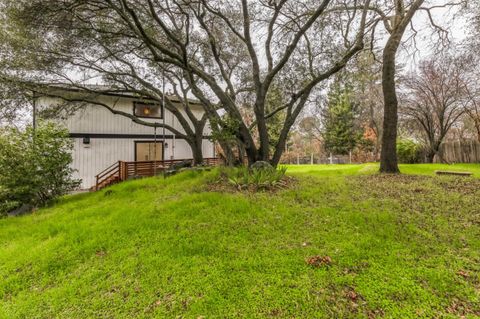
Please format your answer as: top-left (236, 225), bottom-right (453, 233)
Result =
top-left (133, 101), bottom-right (164, 119)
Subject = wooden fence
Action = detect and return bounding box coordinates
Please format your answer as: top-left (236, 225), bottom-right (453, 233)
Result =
top-left (435, 141), bottom-right (480, 163)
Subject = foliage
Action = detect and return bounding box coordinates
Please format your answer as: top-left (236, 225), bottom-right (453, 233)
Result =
top-left (209, 115), bottom-right (240, 145)
top-left (265, 85), bottom-right (287, 153)
top-left (396, 138), bottom-right (422, 164)
top-left (0, 0), bottom-right (371, 165)
top-left (347, 52), bottom-right (383, 155)
top-left (1, 165), bottom-right (480, 317)
top-left (321, 83), bottom-right (362, 155)
top-left (0, 122), bottom-right (80, 216)
top-left (224, 165), bottom-right (287, 191)
top-left (209, 115), bottom-right (243, 165)
top-left (249, 160), bottom-right (273, 171)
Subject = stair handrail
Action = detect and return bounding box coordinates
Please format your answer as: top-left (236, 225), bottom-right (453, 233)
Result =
top-left (95, 161), bottom-right (121, 191)
top-left (96, 161), bottom-right (120, 179)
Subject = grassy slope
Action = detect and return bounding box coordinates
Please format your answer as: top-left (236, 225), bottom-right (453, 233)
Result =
top-left (0, 164), bottom-right (479, 318)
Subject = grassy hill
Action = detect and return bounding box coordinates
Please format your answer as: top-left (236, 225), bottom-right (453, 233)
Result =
top-left (1, 164), bottom-right (479, 318)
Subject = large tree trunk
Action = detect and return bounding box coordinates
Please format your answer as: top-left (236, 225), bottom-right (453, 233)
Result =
top-left (425, 149), bottom-right (435, 163)
top-left (216, 139), bottom-right (237, 166)
top-left (271, 118), bottom-right (295, 166)
top-left (271, 138), bottom-right (286, 167)
top-left (433, 143), bottom-right (449, 164)
top-left (379, 0), bottom-right (425, 174)
top-left (244, 144), bottom-right (258, 166)
top-left (475, 123), bottom-right (480, 143)
top-left (188, 137), bottom-right (204, 165)
top-left (255, 102), bottom-right (270, 162)
top-left (379, 35), bottom-right (403, 173)
top-left (236, 141), bottom-right (247, 165)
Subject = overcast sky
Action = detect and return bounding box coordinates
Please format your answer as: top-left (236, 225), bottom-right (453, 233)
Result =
top-left (399, 5), bottom-right (469, 71)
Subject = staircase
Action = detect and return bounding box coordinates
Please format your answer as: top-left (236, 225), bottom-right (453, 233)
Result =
top-left (93, 161), bottom-right (122, 191)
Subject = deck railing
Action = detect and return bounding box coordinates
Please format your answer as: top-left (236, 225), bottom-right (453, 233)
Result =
top-left (94, 157), bottom-right (222, 191)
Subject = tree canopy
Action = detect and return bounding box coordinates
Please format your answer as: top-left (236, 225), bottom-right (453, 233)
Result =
top-left (0, 0), bottom-right (373, 165)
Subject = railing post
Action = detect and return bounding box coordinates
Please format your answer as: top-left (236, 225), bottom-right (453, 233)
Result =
top-left (119, 161), bottom-right (124, 181)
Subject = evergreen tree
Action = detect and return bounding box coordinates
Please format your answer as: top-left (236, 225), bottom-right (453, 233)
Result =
top-left (321, 84), bottom-right (361, 155)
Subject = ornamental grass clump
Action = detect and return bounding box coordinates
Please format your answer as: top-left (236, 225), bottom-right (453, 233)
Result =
top-left (225, 162), bottom-right (288, 191)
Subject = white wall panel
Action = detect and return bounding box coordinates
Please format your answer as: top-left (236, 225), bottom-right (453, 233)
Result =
top-left (72, 138), bottom-right (135, 189)
top-left (38, 96), bottom-right (210, 136)
top-left (38, 94), bottom-right (215, 190)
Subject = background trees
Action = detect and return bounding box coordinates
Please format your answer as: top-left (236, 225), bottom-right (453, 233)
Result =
top-left (401, 56), bottom-right (468, 163)
top-left (461, 54), bottom-right (480, 143)
top-left (340, 52), bottom-right (383, 159)
top-left (1, 0), bottom-right (478, 169)
top-left (358, 0), bottom-right (468, 172)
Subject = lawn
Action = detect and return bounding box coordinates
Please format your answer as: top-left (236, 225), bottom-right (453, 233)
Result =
top-left (0, 164), bottom-right (479, 318)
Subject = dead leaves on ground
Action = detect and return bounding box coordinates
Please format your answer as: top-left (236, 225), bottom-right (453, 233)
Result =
top-left (305, 255), bottom-right (332, 268)
top-left (446, 298), bottom-right (480, 317)
top-left (457, 270), bottom-right (470, 279)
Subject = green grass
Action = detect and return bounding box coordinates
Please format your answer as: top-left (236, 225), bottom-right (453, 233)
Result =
top-left (1, 164), bottom-right (480, 318)
top-left (285, 163), bottom-right (480, 177)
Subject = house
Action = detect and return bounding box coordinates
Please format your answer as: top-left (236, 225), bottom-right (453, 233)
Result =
top-left (35, 85), bottom-right (216, 190)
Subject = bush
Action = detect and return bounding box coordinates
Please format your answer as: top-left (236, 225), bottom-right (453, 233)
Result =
top-left (224, 165), bottom-right (287, 191)
top-left (397, 139), bottom-right (422, 164)
top-left (0, 123), bottom-right (80, 216)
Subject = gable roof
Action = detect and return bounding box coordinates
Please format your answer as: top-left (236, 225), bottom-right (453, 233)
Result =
top-left (35, 83), bottom-right (203, 106)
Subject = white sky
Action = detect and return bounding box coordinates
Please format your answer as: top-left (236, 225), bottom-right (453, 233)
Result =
top-left (398, 5), bottom-right (469, 71)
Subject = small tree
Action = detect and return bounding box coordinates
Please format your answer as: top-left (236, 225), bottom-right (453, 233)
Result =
top-left (401, 56), bottom-right (467, 163)
top-left (321, 83), bottom-right (361, 155)
top-left (0, 123), bottom-right (80, 216)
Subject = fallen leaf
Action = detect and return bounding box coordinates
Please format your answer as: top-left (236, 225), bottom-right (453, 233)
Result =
top-left (306, 255), bottom-right (332, 268)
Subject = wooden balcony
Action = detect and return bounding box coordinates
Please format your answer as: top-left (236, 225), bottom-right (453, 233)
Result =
top-left (94, 158), bottom-right (222, 191)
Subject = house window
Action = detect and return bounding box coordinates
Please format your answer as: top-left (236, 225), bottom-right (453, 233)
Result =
top-left (135, 141), bottom-right (163, 161)
top-left (133, 102), bottom-right (162, 119)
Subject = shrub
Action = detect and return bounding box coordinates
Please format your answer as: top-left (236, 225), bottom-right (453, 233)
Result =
top-left (0, 123), bottom-right (80, 216)
top-left (397, 139), bottom-right (422, 164)
top-left (224, 165), bottom-right (287, 191)
top-left (250, 161), bottom-right (273, 171)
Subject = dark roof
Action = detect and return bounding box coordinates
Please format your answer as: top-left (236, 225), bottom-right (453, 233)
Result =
top-left (37, 83), bottom-right (203, 106)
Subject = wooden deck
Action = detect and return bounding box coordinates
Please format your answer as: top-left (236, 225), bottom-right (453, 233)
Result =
top-left (94, 158), bottom-right (221, 191)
